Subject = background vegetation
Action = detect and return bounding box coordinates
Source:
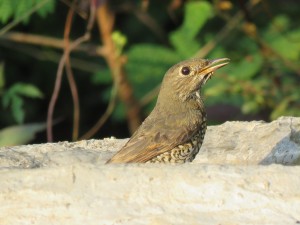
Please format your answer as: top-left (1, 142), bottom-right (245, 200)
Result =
top-left (0, 0), bottom-right (299, 146)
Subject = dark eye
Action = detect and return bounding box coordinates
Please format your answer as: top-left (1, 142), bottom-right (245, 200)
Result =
top-left (181, 66), bottom-right (190, 75)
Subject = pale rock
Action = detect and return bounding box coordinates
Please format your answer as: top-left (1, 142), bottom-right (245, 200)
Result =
top-left (0, 116), bottom-right (300, 224)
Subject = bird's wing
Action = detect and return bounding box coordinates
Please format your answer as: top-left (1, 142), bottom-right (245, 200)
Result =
top-left (107, 112), bottom-right (203, 163)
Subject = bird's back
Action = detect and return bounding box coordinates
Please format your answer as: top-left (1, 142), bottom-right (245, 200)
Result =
top-left (107, 107), bottom-right (206, 163)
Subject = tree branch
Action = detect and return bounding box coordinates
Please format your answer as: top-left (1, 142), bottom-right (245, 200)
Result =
top-left (47, 1), bottom-right (95, 142)
top-left (0, 31), bottom-right (106, 56)
top-left (96, 1), bottom-right (143, 134)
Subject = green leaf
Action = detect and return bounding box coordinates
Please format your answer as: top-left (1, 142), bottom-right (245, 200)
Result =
top-left (268, 15), bottom-right (290, 33)
top-left (112, 31), bottom-right (127, 55)
top-left (242, 100), bottom-right (259, 114)
top-left (170, 36), bottom-right (201, 58)
top-left (178, 1), bottom-right (213, 39)
top-left (126, 44), bottom-right (181, 98)
top-left (1, 83), bottom-right (43, 123)
top-left (0, 0), bottom-right (55, 24)
top-left (263, 15), bottom-right (300, 61)
top-left (15, 0), bottom-right (32, 23)
top-left (229, 54), bottom-right (263, 80)
top-left (10, 83), bottom-right (44, 98)
top-left (37, 0), bottom-right (56, 18)
top-left (11, 95), bottom-right (24, 124)
top-left (268, 30), bottom-right (300, 60)
top-left (170, 1), bottom-right (213, 57)
top-left (205, 82), bottom-right (228, 97)
top-left (0, 0), bottom-right (13, 23)
top-left (0, 122), bottom-right (46, 147)
top-left (91, 69), bottom-right (113, 85)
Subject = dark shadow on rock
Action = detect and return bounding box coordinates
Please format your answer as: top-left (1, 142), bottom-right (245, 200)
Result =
top-left (260, 129), bottom-right (300, 166)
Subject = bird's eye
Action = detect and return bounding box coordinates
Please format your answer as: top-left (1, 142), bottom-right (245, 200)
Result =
top-left (181, 66), bottom-right (190, 75)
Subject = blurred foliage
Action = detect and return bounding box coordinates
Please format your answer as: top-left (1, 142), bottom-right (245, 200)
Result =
top-left (112, 31), bottom-right (128, 56)
top-left (1, 62), bottom-right (43, 124)
top-left (2, 82), bottom-right (43, 123)
top-left (0, 0), bottom-right (300, 146)
top-left (0, 122), bottom-right (46, 146)
top-left (0, 0), bottom-right (55, 23)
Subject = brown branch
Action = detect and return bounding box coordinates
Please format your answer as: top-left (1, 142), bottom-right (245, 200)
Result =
top-left (96, 1), bottom-right (143, 134)
top-left (46, 35), bottom-right (91, 141)
top-left (64, 3), bottom-right (80, 141)
top-left (65, 58), bottom-right (80, 140)
top-left (0, 41), bottom-right (102, 73)
top-left (0, 31), bottom-right (106, 56)
top-left (46, 2), bottom-right (95, 142)
top-left (60, 0), bottom-right (88, 19)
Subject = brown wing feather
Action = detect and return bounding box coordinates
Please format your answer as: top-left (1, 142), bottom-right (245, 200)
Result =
top-left (106, 111), bottom-right (202, 163)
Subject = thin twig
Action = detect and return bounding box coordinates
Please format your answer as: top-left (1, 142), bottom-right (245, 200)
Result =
top-left (96, 1), bottom-right (143, 134)
top-left (0, 0), bottom-right (50, 36)
top-left (46, 3), bottom-right (95, 142)
top-left (0, 31), bottom-right (106, 56)
top-left (65, 59), bottom-right (80, 140)
top-left (64, 3), bottom-right (80, 141)
top-left (60, 0), bottom-right (88, 19)
top-left (0, 41), bottom-right (102, 73)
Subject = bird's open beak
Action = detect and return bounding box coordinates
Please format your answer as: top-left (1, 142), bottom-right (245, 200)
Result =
top-left (200, 58), bottom-right (230, 75)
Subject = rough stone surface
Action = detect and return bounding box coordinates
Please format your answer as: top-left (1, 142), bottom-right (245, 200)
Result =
top-left (199, 116), bottom-right (300, 165)
top-left (0, 116), bottom-right (300, 224)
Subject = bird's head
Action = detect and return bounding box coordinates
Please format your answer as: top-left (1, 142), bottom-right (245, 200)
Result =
top-left (157, 58), bottom-right (230, 105)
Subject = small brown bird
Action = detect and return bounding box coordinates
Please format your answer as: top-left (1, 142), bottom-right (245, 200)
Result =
top-left (107, 58), bottom-right (230, 163)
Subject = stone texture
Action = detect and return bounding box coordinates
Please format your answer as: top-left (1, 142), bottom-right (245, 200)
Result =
top-left (0, 116), bottom-right (300, 224)
top-left (199, 116), bottom-right (300, 165)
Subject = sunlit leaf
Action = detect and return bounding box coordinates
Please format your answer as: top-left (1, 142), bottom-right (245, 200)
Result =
top-left (112, 31), bottom-right (127, 55)
top-left (170, 1), bottom-right (213, 57)
top-left (0, 122), bottom-right (46, 147)
top-left (10, 83), bottom-right (43, 98)
top-left (242, 101), bottom-right (259, 114)
top-left (0, 0), bottom-right (55, 24)
top-left (0, 0), bottom-right (13, 23)
top-left (177, 1), bottom-right (213, 39)
top-left (15, 0), bottom-right (32, 23)
top-left (263, 15), bottom-right (300, 61)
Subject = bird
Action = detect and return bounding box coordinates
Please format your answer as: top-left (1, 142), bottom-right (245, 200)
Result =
top-left (107, 57), bottom-right (230, 163)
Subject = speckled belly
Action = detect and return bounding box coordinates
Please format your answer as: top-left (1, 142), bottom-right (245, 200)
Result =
top-left (147, 121), bottom-right (207, 163)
